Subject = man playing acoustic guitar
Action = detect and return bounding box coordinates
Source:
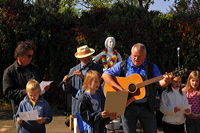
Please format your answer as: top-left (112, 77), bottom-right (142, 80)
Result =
top-left (102, 43), bottom-right (172, 133)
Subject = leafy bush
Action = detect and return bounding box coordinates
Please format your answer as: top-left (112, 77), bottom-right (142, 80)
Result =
top-left (0, 1), bottom-right (199, 107)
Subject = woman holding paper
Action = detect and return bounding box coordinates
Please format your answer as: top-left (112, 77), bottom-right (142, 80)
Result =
top-left (160, 76), bottom-right (191, 133)
top-left (182, 71), bottom-right (200, 133)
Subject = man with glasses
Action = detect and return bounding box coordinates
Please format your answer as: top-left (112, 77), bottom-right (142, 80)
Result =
top-left (2, 40), bottom-right (50, 133)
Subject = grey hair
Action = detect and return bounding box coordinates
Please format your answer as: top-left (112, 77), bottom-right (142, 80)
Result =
top-left (104, 37), bottom-right (116, 48)
top-left (131, 43), bottom-right (146, 54)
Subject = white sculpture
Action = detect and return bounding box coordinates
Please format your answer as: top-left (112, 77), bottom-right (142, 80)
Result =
top-left (93, 37), bottom-right (122, 71)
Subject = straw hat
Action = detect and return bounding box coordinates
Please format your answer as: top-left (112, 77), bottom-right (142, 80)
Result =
top-left (74, 45), bottom-right (95, 58)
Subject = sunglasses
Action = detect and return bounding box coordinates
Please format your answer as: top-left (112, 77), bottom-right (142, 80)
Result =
top-left (26, 54), bottom-right (33, 58)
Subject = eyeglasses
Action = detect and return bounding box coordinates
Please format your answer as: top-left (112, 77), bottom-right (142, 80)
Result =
top-left (26, 54), bottom-right (33, 58)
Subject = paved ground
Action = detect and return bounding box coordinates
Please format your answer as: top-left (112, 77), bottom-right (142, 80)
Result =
top-left (0, 108), bottom-right (163, 133)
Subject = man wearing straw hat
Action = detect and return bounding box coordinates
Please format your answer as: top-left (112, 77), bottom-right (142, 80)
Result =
top-left (62, 45), bottom-right (103, 133)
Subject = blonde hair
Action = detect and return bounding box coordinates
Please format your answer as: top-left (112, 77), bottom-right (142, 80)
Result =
top-left (26, 79), bottom-right (41, 93)
top-left (83, 70), bottom-right (102, 90)
top-left (185, 71), bottom-right (200, 90)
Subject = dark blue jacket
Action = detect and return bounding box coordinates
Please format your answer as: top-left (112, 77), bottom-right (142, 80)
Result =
top-left (76, 89), bottom-right (110, 133)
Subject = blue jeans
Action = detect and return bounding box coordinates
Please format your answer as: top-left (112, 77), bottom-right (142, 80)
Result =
top-left (121, 102), bottom-right (157, 133)
top-left (185, 118), bottom-right (200, 133)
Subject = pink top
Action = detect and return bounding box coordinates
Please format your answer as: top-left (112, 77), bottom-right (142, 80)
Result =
top-left (186, 91), bottom-right (200, 119)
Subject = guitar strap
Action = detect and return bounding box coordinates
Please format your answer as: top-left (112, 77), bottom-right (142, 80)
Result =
top-left (145, 62), bottom-right (150, 98)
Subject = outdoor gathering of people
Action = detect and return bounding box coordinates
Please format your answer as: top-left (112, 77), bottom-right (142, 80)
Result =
top-left (2, 37), bottom-right (200, 133)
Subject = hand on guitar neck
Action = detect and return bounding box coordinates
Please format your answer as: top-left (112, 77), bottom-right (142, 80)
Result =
top-left (159, 72), bottom-right (173, 87)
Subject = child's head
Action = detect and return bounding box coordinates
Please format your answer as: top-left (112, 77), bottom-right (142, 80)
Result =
top-left (171, 76), bottom-right (182, 90)
top-left (185, 71), bottom-right (200, 91)
top-left (83, 70), bottom-right (102, 92)
top-left (167, 76), bottom-right (183, 94)
top-left (26, 79), bottom-right (41, 102)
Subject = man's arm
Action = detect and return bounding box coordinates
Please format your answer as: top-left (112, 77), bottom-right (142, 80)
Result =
top-left (159, 74), bottom-right (172, 88)
top-left (152, 64), bottom-right (172, 88)
top-left (102, 73), bottom-right (124, 91)
top-left (3, 69), bottom-right (26, 101)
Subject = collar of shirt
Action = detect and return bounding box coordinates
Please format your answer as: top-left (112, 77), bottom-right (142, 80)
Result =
top-left (81, 63), bottom-right (89, 76)
top-left (15, 60), bottom-right (32, 70)
top-left (172, 87), bottom-right (180, 93)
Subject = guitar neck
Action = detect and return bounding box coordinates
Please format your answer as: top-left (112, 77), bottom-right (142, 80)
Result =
top-left (136, 75), bottom-right (164, 88)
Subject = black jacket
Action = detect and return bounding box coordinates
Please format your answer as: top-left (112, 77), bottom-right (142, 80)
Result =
top-left (76, 89), bottom-right (110, 133)
top-left (3, 61), bottom-right (43, 114)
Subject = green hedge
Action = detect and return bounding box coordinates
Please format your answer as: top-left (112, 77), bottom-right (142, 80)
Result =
top-left (1, 1), bottom-right (199, 106)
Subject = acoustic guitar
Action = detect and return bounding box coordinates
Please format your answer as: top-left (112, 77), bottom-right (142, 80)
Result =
top-left (104, 68), bottom-right (187, 106)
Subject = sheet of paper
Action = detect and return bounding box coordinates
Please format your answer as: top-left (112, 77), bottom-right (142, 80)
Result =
top-left (40, 81), bottom-right (53, 95)
top-left (178, 104), bottom-right (191, 111)
top-left (177, 104), bottom-right (191, 115)
top-left (104, 91), bottom-right (128, 116)
top-left (18, 110), bottom-right (39, 120)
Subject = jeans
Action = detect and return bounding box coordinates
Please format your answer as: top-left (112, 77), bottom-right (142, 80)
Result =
top-left (185, 118), bottom-right (200, 133)
top-left (121, 102), bottom-right (157, 133)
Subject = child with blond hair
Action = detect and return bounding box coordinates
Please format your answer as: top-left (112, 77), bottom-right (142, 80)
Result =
top-left (182, 71), bottom-right (200, 133)
top-left (16, 79), bottom-right (52, 133)
top-left (76, 70), bottom-right (116, 133)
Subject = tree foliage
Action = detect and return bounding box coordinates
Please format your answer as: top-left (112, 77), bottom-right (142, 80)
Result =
top-left (0, 0), bottom-right (199, 106)
top-left (170, 0), bottom-right (200, 13)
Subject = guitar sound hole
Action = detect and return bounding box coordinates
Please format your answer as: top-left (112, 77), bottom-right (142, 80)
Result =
top-left (129, 84), bottom-right (136, 93)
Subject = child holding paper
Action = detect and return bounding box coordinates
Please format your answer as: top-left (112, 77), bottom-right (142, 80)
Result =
top-left (182, 71), bottom-right (200, 133)
top-left (76, 70), bottom-right (116, 133)
top-left (160, 76), bottom-right (191, 133)
top-left (16, 79), bottom-right (52, 133)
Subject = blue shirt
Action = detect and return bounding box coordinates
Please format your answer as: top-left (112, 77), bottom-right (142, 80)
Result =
top-left (85, 92), bottom-right (101, 112)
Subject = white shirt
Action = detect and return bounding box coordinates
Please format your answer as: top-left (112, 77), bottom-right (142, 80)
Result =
top-left (160, 87), bottom-right (190, 125)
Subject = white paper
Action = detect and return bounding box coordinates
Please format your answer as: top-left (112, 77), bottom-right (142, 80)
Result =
top-left (178, 104), bottom-right (191, 111)
top-left (40, 81), bottom-right (53, 95)
top-left (18, 110), bottom-right (39, 120)
top-left (177, 104), bottom-right (191, 114)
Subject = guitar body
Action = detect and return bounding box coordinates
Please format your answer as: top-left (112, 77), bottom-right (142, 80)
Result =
top-left (104, 73), bottom-right (146, 106)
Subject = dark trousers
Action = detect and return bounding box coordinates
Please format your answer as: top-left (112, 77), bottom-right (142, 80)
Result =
top-left (121, 102), bottom-right (157, 133)
top-left (163, 122), bottom-right (184, 133)
top-left (185, 118), bottom-right (200, 133)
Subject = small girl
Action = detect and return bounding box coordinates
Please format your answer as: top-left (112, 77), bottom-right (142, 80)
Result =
top-left (16, 79), bottom-right (52, 133)
top-left (76, 70), bottom-right (116, 133)
top-left (160, 76), bottom-right (190, 133)
top-left (182, 71), bottom-right (200, 133)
